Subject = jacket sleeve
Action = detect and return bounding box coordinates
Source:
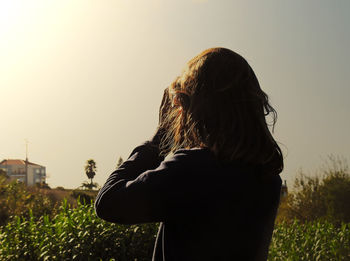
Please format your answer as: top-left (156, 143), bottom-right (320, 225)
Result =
top-left (94, 141), bottom-right (174, 224)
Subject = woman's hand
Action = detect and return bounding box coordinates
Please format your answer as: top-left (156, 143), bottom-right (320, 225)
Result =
top-left (151, 88), bottom-right (172, 147)
top-left (159, 87), bottom-right (171, 126)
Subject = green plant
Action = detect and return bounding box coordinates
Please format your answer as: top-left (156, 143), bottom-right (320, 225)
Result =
top-left (0, 178), bottom-right (87, 226)
top-left (277, 156), bottom-right (350, 224)
top-left (269, 220), bottom-right (350, 260)
top-left (0, 179), bottom-right (55, 226)
top-left (0, 201), bottom-right (349, 260)
top-left (0, 201), bottom-right (158, 261)
top-left (70, 190), bottom-right (94, 205)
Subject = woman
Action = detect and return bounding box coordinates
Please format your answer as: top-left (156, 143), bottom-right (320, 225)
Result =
top-left (95, 47), bottom-right (283, 261)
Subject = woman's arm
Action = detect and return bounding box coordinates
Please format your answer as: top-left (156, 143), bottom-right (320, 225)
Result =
top-left (94, 141), bottom-right (166, 224)
top-left (95, 88), bottom-right (175, 224)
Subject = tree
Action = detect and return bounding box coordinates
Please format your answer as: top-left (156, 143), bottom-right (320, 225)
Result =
top-left (35, 182), bottom-right (51, 189)
top-left (320, 159), bottom-right (350, 224)
top-left (84, 159), bottom-right (97, 188)
top-left (0, 169), bottom-right (8, 179)
top-left (116, 157), bottom-right (124, 169)
top-left (80, 181), bottom-right (98, 190)
top-left (277, 155), bottom-right (350, 224)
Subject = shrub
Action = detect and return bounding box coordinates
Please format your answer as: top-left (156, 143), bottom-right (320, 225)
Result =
top-left (0, 178), bottom-right (90, 226)
top-left (70, 190), bottom-right (95, 205)
top-left (0, 179), bottom-right (55, 226)
top-left (0, 202), bottom-right (349, 260)
top-left (0, 201), bottom-right (158, 261)
top-left (277, 156), bottom-right (350, 224)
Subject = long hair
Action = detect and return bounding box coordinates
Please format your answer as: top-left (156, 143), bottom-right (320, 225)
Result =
top-left (160, 47), bottom-right (283, 176)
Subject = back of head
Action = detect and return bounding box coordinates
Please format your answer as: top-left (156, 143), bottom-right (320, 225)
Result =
top-left (161, 47), bottom-right (283, 176)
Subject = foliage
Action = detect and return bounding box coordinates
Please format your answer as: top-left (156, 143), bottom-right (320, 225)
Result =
top-left (0, 201), bottom-right (349, 260)
top-left (70, 190), bottom-right (95, 205)
top-left (0, 179), bottom-right (55, 226)
top-left (277, 156), bottom-right (350, 224)
top-left (0, 177), bottom-right (89, 226)
top-left (1, 157), bottom-right (349, 260)
top-left (269, 220), bottom-right (350, 261)
top-left (0, 201), bottom-right (158, 261)
top-left (80, 181), bottom-right (98, 190)
top-left (0, 169), bottom-right (8, 179)
top-left (84, 159), bottom-right (97, 185)
top-left (35, 182), bottom-right (51, 190)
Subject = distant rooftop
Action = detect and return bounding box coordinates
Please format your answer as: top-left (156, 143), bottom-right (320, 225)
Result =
top-left (0, 159), bottom-right (44, 167)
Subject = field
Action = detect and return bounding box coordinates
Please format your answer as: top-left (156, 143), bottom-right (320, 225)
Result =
top-left (1, 167), bottom-right (350, 260)
top-left (0, 201), bottom-right (349, 261)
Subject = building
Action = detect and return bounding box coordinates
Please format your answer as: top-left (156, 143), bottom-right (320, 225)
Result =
top-left (0, 159), bottom-right (46, 186)
top-left (281, 180), bottom-right (288, 197)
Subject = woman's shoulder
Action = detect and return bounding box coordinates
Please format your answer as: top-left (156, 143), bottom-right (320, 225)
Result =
top-left (168, 147), bottom-right (215, 164)
top-left (161, 147), bottom-right (282, 184)
top-left (174, 147), bottom-right (212, 156)
top-left (157, 147), bottom-right (217, 172)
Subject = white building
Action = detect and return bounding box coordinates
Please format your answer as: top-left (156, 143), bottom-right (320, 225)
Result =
top-left (0, 159), bottom-right (46, 186)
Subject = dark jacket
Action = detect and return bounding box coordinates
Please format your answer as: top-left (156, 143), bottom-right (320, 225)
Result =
top-left (95, 142), bottom-right (282, 261)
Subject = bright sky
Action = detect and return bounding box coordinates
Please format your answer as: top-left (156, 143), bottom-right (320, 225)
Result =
top-left (1, 0), bottom-right (349, 189)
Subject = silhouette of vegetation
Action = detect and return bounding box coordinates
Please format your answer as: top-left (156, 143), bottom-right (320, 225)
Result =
top-left (80, 181), bottom-right (98, 190)
top-left (84, 159), bottom-right (97, 188)
top-left (277, 155), bottom-right (350, 225)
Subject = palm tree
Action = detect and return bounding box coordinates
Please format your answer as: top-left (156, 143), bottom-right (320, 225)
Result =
top-left (84, 159), bottom-right (96, 188)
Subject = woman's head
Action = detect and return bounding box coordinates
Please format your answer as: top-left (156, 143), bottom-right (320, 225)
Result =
top-left (160, 47), bottom-right (283, 175)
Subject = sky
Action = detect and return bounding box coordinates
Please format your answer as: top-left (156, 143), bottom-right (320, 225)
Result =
top-left (1, 0), bottom-right (349, 189)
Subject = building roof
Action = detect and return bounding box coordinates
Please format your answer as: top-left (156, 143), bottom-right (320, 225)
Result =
top-left (0, 159), bottom-right (44, 167)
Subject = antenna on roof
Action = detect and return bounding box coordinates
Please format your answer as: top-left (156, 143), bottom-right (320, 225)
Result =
top-left (24, 139), bottom-right (29, 185)
top-left (25, 139), bottom-right (29, 162)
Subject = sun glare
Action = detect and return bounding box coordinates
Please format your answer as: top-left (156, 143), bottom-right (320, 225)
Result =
top-left (0, 1), bottom-right (23, 30)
